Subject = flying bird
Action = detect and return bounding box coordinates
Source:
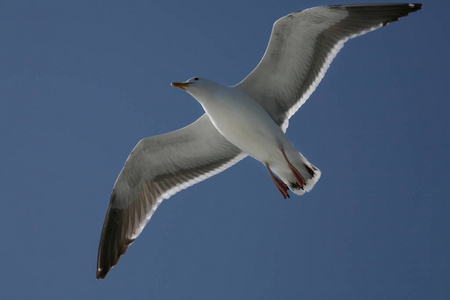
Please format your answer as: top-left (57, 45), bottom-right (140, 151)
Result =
top-left (97, 3), bottom-right (422, 279)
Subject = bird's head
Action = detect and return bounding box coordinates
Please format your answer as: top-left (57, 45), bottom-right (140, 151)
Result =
top-left (171, 77), bottom-right (201, 91)
top-left (171, 77), bottom-right (222, 104)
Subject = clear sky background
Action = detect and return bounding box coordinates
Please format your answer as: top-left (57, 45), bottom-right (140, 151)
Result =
top-left (1, 0), bottom-right (448, 299)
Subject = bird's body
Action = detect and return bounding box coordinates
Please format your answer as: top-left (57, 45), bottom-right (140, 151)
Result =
top-left (96, 3), bottom-right (422, 279)
top-left (200, 84), bottom-right (282, 159)
top-left (177, 79), bottom-right (320, 195)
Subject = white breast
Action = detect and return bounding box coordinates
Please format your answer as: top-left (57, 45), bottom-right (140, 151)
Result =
top-left (200, 86), bottom-right (287, 163)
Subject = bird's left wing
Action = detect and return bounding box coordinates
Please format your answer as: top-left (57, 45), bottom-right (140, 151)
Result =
top-left (236, 4), bottom-right (422, 131)
top-left (97, 114), bottom-right (246, 279)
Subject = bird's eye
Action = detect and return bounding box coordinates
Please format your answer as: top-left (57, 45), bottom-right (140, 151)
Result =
top-left (194, 77), bottom-right (199, 81)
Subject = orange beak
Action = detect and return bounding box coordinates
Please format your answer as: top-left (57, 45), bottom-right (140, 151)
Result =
top-left (171, 82), bottom-right (190, 90)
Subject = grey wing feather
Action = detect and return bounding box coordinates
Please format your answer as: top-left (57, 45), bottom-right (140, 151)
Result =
top-left (237, 4), bottom-right (422, 130)
top-left (96, 114), bottom-right (246, 279)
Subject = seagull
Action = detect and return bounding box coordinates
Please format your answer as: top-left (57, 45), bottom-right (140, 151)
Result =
top-left (96, 3), bottom-right (422, 279)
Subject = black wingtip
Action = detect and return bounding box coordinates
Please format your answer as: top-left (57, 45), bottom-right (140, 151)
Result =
top-left (96, 267), bottom-right (108, 280)
top-left (96, 202), bottom-right (134, 279)
top-left (406, 4), bottom-right (423, 14)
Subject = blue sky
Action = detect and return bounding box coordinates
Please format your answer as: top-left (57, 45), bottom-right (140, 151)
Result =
top-left (1, 0), bottom-right (448, 299)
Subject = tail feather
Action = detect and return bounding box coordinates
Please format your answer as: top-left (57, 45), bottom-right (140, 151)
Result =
top-left (289, 160), bottom-right (321, 195)
top-left (273, 153), bottom-right (321, 195)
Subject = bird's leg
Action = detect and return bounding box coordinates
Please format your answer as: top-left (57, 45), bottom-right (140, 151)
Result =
top-left (265, 163), bottom-right (290, 199)
top-left (279, 146), bottom-right (306, 189)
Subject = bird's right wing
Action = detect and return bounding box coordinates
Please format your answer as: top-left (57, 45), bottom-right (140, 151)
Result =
top-left (96, 114), bottom-right (246, 279)
top-left (237, 4), bottom-right (422, 131)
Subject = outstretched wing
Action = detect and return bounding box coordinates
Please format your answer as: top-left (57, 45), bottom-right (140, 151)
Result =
top-left (237, 3), bottom-right (422, 131)
top-left (97, 114), bottom-right (246, 279)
